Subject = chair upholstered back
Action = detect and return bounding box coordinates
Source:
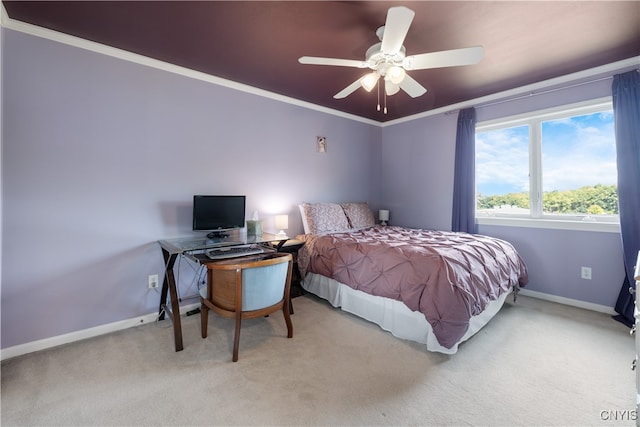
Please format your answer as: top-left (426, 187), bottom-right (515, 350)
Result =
top-left (241, 261), bottom-right (289, 311)
top-left (200, 252), bottom-right (294, 362)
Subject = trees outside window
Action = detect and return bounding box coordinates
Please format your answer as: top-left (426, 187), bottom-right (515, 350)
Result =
top-left (476, 98), bottom-right (618, 228)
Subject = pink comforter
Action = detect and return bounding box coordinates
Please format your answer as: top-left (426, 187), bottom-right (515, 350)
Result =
top-left (298, 226), bottom-right (528, 349)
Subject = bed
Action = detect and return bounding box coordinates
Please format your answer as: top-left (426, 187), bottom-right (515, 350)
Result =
top-left (296, 202), bottom-right (528, 354)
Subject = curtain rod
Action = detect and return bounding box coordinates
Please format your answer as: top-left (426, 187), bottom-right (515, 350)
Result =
top-left (445, 68), bottom-right (639, 115)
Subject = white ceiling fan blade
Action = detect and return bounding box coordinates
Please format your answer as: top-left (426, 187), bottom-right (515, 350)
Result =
top-left (299, 56), bottom-right (368, 68)
top-left (399, 74), bottom-right (427, 98)
top-left (403, 46), bottom-right (484, 70)
top-left (380, 6), bottom-right (415, 55)
top-left (334, 79), bottom-right (363, 99)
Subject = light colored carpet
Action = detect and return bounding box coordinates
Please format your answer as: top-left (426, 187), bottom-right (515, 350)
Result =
top-left (1, 294), bottom-right (636, 426)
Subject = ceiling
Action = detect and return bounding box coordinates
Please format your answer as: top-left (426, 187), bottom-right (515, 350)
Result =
top-left (3, 1), bottom-right (639, 122)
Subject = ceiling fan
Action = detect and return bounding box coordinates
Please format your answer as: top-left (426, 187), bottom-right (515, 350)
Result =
top-left (298, 6), bottom-right (483, 112)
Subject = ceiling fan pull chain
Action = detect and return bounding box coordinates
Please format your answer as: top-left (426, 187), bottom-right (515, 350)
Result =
top-left (377, 81), bottom-right (381, 111)
top-left (384, 85), bottom-right (388, 114)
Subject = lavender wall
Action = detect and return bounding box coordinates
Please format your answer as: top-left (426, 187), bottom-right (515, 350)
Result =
top-left (1, 29), bottom-right (381, 349)
top-left (381, 73), bottom-right (630, 309)
top-left (1, 25), bottom-right (632, 351)
top-left (381, 113), bottom-right (458, 231)
top-left (477, 225), bottom-right (623, 307)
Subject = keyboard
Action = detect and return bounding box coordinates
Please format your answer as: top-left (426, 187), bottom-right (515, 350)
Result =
top-left (205, 245), bottom-right (265, 260)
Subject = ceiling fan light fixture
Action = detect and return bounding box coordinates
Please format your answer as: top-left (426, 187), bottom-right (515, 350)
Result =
top-left (299, 6), bottom-right (478, 108)
top-left (360, 72), bottom-right (380, 92)
top-left (385, 81), bottom-right (400, 96)
top-left (387, 66), bottom-right (406, 84)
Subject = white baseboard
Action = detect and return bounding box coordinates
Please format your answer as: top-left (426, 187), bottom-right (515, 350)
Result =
top-left (518, 289), bottom-right (616, 315)
top-left (1, 290), bottom-right (616, 361)
top-left (0, 302), bottom-right (200, 361)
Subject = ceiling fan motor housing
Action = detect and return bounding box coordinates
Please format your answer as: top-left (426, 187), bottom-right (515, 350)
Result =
top-left (365, 42), bottom-right (406, 76)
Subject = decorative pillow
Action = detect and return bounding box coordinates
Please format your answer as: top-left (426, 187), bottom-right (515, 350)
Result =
top-left (298, 204), bottom-right (312, 234)
top-left (299, 202), bottom-right (350, 235)
top-left (341, 202), bottom-right (376, 229)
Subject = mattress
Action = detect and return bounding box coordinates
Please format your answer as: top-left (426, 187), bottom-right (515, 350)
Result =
top-left (302, 272), bottom-right (512, 354)
top-left (298, 225), bottom-right (528, 349)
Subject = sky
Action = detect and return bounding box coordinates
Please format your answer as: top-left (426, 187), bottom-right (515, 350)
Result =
top-left (476, 111), bottom-right (616, 196)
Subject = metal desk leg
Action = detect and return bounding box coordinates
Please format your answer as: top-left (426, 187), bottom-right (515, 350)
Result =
top-left (160, 249), bottom-right (184, 352)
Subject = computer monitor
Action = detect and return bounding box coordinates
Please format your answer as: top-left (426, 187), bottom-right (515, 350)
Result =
top-left (192, 195), bottom-right (246, 239)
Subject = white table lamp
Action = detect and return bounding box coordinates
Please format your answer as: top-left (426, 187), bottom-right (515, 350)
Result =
top-left (379, 209), bottom-right (389, 226)
top-left (275, 214), bottom-right (289, 237)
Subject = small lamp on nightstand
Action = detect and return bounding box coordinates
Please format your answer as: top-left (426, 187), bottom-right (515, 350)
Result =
top-left (275, 214), bottom-right (289, 237)
top-left (379, 209), bottom-right (389, 226)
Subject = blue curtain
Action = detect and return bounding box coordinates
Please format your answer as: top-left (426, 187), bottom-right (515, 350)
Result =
top-left (612, 70), bottom-right (640, 327)
top-left (452, 107), bottom-right (477, 233)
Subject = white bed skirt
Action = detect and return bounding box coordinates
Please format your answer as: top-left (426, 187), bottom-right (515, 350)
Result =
top-left (301, 272), bottom-right (511, 354)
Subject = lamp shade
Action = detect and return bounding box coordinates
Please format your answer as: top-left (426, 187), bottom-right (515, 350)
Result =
top-left (387, 66), bottom-right (406, 85)
top-left (379, 210), bottom-right (389, 221)
top-left (360, 72), bottom-right (380, 92)
top-left (275, 214), bottom-right (289, 233)
top-left (385, 81), bottom-right (400, 96)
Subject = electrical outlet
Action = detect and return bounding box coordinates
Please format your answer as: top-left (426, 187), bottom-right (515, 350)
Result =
top-left (581, 266), bottom-right (592, 280)
top-left (148, 274), bottom-right (159, 289)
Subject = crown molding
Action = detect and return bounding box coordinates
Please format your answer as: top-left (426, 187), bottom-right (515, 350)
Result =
top-left (2, 6), bottom-right (637, 128)
top-left (382, 56), bottom-right (640, 127)
top-left (0, 9), bottom-right (380, 127)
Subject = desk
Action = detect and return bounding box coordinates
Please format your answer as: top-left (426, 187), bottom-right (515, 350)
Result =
top-left (158, 232), bottom-right (289, 351)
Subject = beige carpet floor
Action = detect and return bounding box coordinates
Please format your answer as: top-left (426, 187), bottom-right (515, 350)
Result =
top-left (1, 294), bottom-right (636, 426)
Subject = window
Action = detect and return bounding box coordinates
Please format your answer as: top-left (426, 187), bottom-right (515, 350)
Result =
top-left (475, 98), bottom-right (619, 232)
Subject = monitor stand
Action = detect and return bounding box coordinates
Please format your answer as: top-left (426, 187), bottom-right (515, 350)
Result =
top-left (206, 230), bottom-right (229, 239)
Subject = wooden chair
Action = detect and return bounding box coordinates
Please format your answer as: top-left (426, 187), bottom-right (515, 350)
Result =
top-left (199, 252), bottom-right (293, 362)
